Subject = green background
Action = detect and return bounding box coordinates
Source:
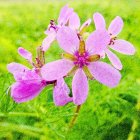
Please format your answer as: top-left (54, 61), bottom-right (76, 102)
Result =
top-left (0, 0), bottom-right (140, 139)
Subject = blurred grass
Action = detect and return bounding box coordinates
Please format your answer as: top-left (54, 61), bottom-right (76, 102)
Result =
top-left (0, 0), bottom-right (140, 139)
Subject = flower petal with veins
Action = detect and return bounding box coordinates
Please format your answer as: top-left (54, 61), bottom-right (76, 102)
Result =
top-left (11, 81), bottom-right (45, 103)
top-left (58, 5), bottom-right (73, 26)
top-left (18, 47), bottom-right (32, 62)
top-left (106, 49), bottom-right (122, 70)
top-left (93, 12), bottom-right (106, 30)
top-left (111, 39), bottom-right (136, 55)
top-left (69, 12), bottom-right (80, 30)
top-left (7, 62), bottom-right (29, 81)
top-left (41, 59), bottom-right (74, 81)
top-left (42, 32), bottom-right (56, 51)
top-left (88, 61), bottom-right (121, 87)
top-left (53, 78), bottom-right (72, 106)
top-left (108, 16), bottom-right (123, 36)
top-left (72, 69), bottom-right (88, 105)
top-left (57, 26), bottom-right (79, 54)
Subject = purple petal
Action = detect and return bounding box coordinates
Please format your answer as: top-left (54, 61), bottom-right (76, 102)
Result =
top-left (88, 61), bottom-right (121, 87)
top-left (106, 49), bottom-right (122, 70)
top-left (7, 62), bottom-right (29, 81)
top-left (93, 12), bottom-right (106, 30)
top-left (42, 32), bottom-right (56, 51)
top-left (7, 62), bottom-right (29, 73)
top-left (72, 69), bottom-right (88, 105)
top-left (86, 29), bottom-right (110, 54)
top-left (21, 69), bottom-right (42, 81)
top-left (57, 26), bottom-right (79, 53)
top-left (69, 12), bottom-right (80, 30)
top-left (108, 16), bottom-right (123, 36)
top-left (80, 18), bottom-right (91, 31)
top-left (111, 39), bottom-right (136, 55)
top-left (11, 81), bottom-right (45, 103)
top-left (58, 5), bottom-right (73, 26)
top-left (41, 59), bottom-right (73, 81)
top-left (18, 47), bottom-right (32, 62)
top-left (57, 5), bottom-right (68, 25)
top-left (53, 78), bottom-right (73, 106)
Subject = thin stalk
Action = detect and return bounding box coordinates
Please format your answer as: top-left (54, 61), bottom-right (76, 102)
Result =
top-left (69, 105), bottom-right (81, 129)
top-left (127, 99), bottom-right (140, 140)
top-left (0, 112), bottom-right (39, 118)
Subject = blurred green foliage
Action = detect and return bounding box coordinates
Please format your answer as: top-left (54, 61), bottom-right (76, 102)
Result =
top-left (0, 0), bottom-right (140, 139)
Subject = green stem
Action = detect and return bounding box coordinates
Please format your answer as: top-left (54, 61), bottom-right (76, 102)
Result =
top-left (127, 99), bottom-right (140, 140)
top-left (69, 105), bottom-right (81, 128)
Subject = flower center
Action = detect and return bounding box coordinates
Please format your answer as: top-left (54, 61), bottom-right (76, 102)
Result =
top-left (109, 35), bottom-right (117, 45)
top-left (74, 51), bottom-right (89, 68)
top-left (48, 20), bottom-right (58, 32)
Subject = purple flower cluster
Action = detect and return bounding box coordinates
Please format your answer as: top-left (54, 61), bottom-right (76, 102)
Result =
top-left (7, 5), bottom-right (135, 106)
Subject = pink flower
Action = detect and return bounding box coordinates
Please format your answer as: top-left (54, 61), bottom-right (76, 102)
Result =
top-left (42, 5), bottom-right (73, 51)
top-left (40, 27), bottom-right (121, 105)
top-left (42, 5), bottom-right (91, 52)
top-left (7, 47), bottom-right (53, 103)
top-left (93, 13), bottom-right (136, 70)
top-left (8, 47), bottom-right (71, 105)
top-left (7, 62), bottom-right (47, 103)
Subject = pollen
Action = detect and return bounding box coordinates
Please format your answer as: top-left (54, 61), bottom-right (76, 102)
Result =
top-left (74, 51), bottom-right (89, 68)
